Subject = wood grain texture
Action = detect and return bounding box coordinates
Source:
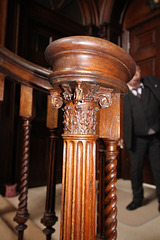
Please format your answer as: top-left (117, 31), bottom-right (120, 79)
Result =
top-left (99, 93), bottom-right (121, 139)
top-left (60, 135), bottom-right (97, 240)
top-left (0, 46), bottom-right (52, 92)
top-left (46, 95), bottom-right (59, 128)
top-left (19, 85), bottom-right (33, 117)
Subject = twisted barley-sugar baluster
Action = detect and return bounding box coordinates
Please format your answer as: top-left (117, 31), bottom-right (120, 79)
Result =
top-left (103, 140), bottom-right (118, 240)
top-left (14, 117), bottom-right (31, 240)
top-left (41, 128), bottom-right (58, 240)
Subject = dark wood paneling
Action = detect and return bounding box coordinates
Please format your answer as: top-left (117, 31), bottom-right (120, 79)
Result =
top-left (129, 18), bottom-right (160, 78)
top-left (0, 79), bottom-right (20, 194)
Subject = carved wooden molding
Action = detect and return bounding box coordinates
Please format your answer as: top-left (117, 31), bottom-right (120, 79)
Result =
top-left (50, 82), bottom-right (113, 107)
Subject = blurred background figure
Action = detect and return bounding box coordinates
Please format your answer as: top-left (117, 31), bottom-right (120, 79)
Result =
top-left (123, 65), bottom-right (160, 211)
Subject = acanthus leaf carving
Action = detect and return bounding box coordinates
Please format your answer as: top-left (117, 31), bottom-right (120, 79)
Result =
top-left (50, 83), bottom-right (113, 134)
top-left (63, 104), bottom-right (99, 135)
top-left (74, 82), bottom-right (100, 103)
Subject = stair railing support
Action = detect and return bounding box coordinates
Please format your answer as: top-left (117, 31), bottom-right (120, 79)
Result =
top-left (14, 85), bottom-right (33, 240)
top-left (41, 95), bottom-right (58, 240)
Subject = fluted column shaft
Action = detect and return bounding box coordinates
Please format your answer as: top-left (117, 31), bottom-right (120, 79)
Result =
top-left (57, 91), bottom-right (100, 240)
top-left (60, 135), bottom-right (97, 240)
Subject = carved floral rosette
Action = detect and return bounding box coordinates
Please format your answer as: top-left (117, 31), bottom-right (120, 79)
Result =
top-left (50, 82), bottom-right (113, 135)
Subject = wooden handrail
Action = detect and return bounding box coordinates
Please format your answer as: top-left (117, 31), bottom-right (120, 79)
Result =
top-left (0, 45), bottom-right (52, 93)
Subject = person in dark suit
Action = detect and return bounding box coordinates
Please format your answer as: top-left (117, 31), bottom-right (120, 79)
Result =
top-left (123, 65), bottom-right (160, 211)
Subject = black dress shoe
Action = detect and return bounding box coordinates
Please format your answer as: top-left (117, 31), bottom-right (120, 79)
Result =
top-left (158, 203), bottom-right (160, 212)
top-left (126, 201), bottom-right (142, 210)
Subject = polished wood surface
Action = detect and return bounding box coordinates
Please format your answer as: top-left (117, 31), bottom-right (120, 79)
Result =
top-left (97, 94), bottom-right (121, 239)
top-left (14, 117), bottom-right (31, 240)
top-left (45, 36), bottom-right (135, 239)
top-left (0, 46), bottom-right (52, 92)
top-left (102, 139), bottom-right (118, 240)
top-left (45, 36), bottom-right (135, 92)
top-left (99, 93), bottom-right (121, 139)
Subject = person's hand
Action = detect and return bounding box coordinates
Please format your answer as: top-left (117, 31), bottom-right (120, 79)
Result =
top-left (118, 138), bottom-right (125, 149)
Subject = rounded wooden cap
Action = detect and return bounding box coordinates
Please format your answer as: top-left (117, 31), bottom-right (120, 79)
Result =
top-left (45, 36), bottom-right (136, 93)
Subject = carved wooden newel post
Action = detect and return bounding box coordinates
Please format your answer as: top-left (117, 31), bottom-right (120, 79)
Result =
top-left (44, 36), bottom-right (135, 240)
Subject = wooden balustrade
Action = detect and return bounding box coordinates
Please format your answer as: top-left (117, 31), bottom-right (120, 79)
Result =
top-left (0, 46), bottom-right (58, 239)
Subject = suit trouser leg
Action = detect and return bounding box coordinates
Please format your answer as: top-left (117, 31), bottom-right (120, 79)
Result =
top-left (148, 133), bottom-right (160, 202)
top-left (129, 136), bottom-right (148, 203)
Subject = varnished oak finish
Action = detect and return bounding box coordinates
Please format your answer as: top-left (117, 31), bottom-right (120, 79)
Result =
top-left (45, 36), bottom-right (135, 240)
